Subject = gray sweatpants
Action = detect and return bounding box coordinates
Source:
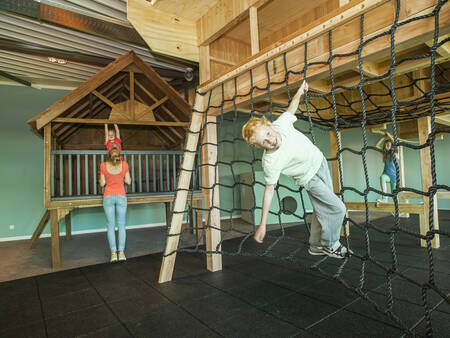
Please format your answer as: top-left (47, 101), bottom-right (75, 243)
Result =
top-left (304, 157), bottom-right (346, 248)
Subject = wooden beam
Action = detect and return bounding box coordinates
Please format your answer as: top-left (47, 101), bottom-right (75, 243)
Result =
top-left (28, 210), bottom-right (50, 249)
top-left (417, 116), bottom-right (440, 248)
top-left (65, 213), bottom-right (72, 240)
top-left (53, 118), bottom-right (189, 127)
top-left (436, 114), bottom-right (450, 126)
top-left (127, 0), bottom-right (198, 62)
top-left (49, 193), bottom-right (203, 209)
top-left (44, 124), bottom-right (52, 208)
top-left (129, 71), bottom-right (135, 119)
top-left (426, 33), bottom-right (450, 57)
top-left (50, 209), bottom-right (61, 268)
top-left (134, 81), bottom-right (185, 140)
top-left (135, 96), bottom-right (169, 120)
top-left (199, 45), bottom-right (211, 83)
top-left (201, 116), bottom-right (222, 272)
top-left (197, 0), bottom-right (271, 46)
top-left (92, 90), bottom-right (117, 109)
top-left (198, 0), bottom-right (449, 114)
top-left (249, 6), bottom-right (260, 55)
top-left (345, 201), bottom-right (424, 213)
top-left (159, 94), bottom-right (206, 283)
top-left (209, 56), bottom-right (235, 66)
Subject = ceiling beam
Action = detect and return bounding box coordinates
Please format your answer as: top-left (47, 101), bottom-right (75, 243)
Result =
top-left (0, 69), bottom-right (31, 87)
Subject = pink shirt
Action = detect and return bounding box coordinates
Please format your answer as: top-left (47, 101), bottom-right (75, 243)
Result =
top-left (104, 137), bottom-right (122, 151)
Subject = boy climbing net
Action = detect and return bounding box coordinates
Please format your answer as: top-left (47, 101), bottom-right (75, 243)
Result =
top-left (242, 80), bottom-right (351, 259)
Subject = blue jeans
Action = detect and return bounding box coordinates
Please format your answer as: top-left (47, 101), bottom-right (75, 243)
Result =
top-left (103, 195), bottom-right (127, 253)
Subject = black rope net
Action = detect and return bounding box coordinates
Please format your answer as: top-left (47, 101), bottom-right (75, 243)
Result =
top-left (167, 0), bottom-right (449, 335)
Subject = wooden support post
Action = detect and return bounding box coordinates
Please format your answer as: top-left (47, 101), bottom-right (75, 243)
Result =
top-left (398, 145), bottom-right (409, 218)
top-left (195, 199), bottom-right (204, 244)
top-left (201, 116), bottom-right (222, 272)
top-left (249, 6), bottom-right (260, 55)
top-left (44, 124), bottom-right (52, 208)
top-left (50, 209), bottom-right (61, 268)
top-left (199, 45), bottom-right (211, 84)
top-left (28, 210), bottom-right (50, 249)
top-left (159, 94), bottom-right (207, 283)
top-left (330, 130), bottom-right (349, 236)
top-left (165, 202), bottom-right (171, 228)
top-left (417, 117), bottom-right (439, 248)
top-left (65, 213), bottom-right (72, 240)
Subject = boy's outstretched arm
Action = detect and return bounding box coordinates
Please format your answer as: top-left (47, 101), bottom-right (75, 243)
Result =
top-left (254, 184), bottom-right (275, 243)
top-left (285, 80), bottom-right (309, 115)
top-left (104, 124), bottom-right (108, 143)
top-left (114, 124), bottom-right (120, 139)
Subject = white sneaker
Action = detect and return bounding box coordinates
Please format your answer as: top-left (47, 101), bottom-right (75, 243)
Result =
top-left (323, 241), bottom-right (352, 259)
top-left (308, 246), bottom-right (326, 256)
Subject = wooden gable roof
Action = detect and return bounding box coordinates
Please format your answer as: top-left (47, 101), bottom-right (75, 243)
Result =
top-left (27, 51), bottom-right (191, 145)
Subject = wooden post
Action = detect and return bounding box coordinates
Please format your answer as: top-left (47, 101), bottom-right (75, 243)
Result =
top-left (50, 209), bottom-right (61, 268)
top-left (159, 94), bottom-right (207, 283)
top-left (44, 124), bottom-right (52, 208)
top-left (201, 116), bottom-right (222, 272)
top-left (398, 145), bottom-right (409, 218)
top-left (249, 6), bottom-right (260, 55)
top-left (199, 45), bottom-right (210, 84)
top-left (417, 117), bottom-right (439, 248)
top-left (28, 210), bottom-right (50, 249)
top-left (330, 130), bottom-right (349, 236)
top-left (165, 202), bottom-right (171, 228)
top-left (195, 199), bottom-right (204, 244)
top-left (65, 213), bottom-right (72, 240)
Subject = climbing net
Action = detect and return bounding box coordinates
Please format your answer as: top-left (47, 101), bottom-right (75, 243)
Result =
top-left (168, 0), bottom-right (449, 335)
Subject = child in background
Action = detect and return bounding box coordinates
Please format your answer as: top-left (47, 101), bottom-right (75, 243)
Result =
top-left (242, 80), bottom-right (350, 259)
top-left (104, 124), bottom-right (122, 151)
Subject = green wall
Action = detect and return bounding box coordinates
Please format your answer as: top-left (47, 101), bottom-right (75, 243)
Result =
top-left (0, 85), bottom-right (448, 240)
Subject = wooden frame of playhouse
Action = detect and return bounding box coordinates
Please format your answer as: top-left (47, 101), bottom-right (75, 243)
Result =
top-left (27, 51), bottom-right (204, 268)
top-left (159, 0), bottom-right (450, 283)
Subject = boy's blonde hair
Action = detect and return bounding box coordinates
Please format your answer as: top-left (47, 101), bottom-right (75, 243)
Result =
top-left (242, 116), bottom-right (271, 147)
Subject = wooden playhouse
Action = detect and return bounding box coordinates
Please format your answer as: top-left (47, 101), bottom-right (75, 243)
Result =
top-left (27, 51), bottom-right (203, 268)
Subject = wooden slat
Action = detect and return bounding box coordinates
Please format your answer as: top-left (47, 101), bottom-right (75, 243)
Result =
top-left (50, 209), bottom-right (61, 268)
top-left (199, 45), bottom-right (211, 83)
top-left (159, 94), bottom-right (206, 283)
top-left (138, 154), bottom-right (143, 193)
top-left (28, 210), bottom-right (50, 249)
top-left (249, 6), bottom-right (260, 55)
top-left (53, 118), bottom-right (189, 127)
top-left (77, 154), bottom-right (81, 195)
top-left (417, 116), bottom-right (440, 248)
top-left (145, 154), bottom-right (150, 192)
top-left (152, 155), bottom-right (157, 192)
top-left (65, 213), bottom-right (72, 240)
top-left (345, 201), bottom-right (424, 213)
top-left (201, 116), bottom-right (222, 272)
top-left (44, 124), bottom-right (52, 208)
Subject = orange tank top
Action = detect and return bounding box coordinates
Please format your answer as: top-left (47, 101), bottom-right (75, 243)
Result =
top-left (100, 161), bottom-right (129, 197)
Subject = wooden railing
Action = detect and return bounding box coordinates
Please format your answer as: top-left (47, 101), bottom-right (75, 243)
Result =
top-left (50, 150), bottom-right (201, 200)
